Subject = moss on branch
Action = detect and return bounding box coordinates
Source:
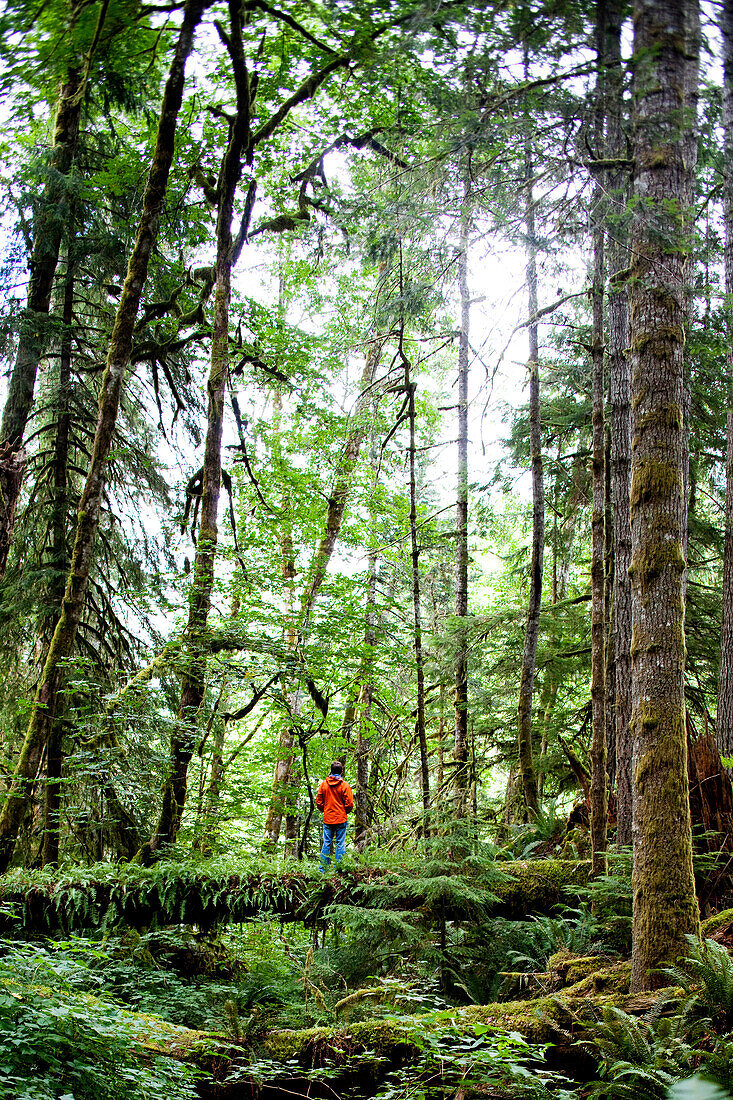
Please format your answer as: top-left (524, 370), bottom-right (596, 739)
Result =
top-left (0, 858), bottom-right (591, 934)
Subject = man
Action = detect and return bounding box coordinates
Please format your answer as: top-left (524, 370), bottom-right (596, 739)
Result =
top-left (315, 760), bottom-right (354, 870)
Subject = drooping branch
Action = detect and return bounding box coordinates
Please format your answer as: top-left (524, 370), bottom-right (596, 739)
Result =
top-left (137, 0), bottom-right (251, 862)
top-left (0, 0), bottom-right (211, 876)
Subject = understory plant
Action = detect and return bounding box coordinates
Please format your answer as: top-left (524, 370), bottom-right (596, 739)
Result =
top-left (0, 939), bottom-right (202, 1100)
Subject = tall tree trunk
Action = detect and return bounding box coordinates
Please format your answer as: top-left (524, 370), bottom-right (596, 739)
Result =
top-left (264, 340), bottom-right (383, 846)
top-left (517, 133), bottom-right (543, 819)
top-left (717, 0), bottom-right (733, 765)
top-left (263, 362), bottom-right (299, 850)
top-left (41, 232), bottom-right (76, 867)
top-left (0, 0), bottom-right (110, 577)
top-left (407, 371), bottom-right (430, 835)
top-left (590, 1), bottom-right (608, 877)
top-left (537, 449), bottom-right (576, 799)
top-left (355, 543), bottom-right (378, 851)
top-left (629, 0), bottom-right (701, 992)
top-left (138, 0), bottom-right (249, 861)
top-left (681, 0), bottom-right (700, 597)
top-left (604, 423), bottom-right (616, 803)
top-left (454, 200), bottom-right (471, 817)
top-left (605, 0), bottom-right (633, 847)
top-left (0, 0), bottom-right (209, 876)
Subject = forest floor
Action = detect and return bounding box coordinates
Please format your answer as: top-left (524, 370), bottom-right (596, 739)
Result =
top-left (2, 847), bottom-right (733, 1099)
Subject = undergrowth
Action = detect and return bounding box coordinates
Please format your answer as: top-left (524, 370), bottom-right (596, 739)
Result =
top-left (0, 938), bottom-right (202, 1100)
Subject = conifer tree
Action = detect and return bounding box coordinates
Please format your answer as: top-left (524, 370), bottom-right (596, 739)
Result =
top-left (628, 0), bottom-right (701, 992)
top-left (0, 0), bottom-right (209, 874)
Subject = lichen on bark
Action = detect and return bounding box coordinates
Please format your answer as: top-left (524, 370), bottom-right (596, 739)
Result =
top-left (628, 0), bottom-right (701, 991)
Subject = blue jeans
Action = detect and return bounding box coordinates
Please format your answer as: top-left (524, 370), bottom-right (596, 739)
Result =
top-left (319, 821), bottom-right (347, 870)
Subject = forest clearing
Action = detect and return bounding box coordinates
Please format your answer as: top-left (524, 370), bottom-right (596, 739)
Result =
top-left (3, 0), bottom-right (733, 1094)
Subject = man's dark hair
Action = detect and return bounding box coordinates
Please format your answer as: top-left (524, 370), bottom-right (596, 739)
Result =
top-left (330, 760), bottom-right (343, 775)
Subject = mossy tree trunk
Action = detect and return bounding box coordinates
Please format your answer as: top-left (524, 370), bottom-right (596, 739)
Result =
top-left (717, 0), bottom-right (733, 766)
top-left (538, 448), bottom-right (577, 801)
top-left (585, 0), bottom-right (607, 875)
top-left (628, 0), bottom-right (701, 992)
top-left (589, 14), bottom-right (607, 874)
top-left (406, 368), bottom-right (431, 835)
top-left (604, 424), bottom-right (616, 799)
top-left (41, 227), bottom-right (76, 867)
top-left (354, 424), bottom-right (381, 850)
top-left (263, 366), bottom-right (298, 850)
top-left (355, 541), bottom-right (378, 850)
top-left (0, 0), bottom-right (209, 877)
top-left (138, 0), bottom-right (250, 861)
top-left (0, 0), bottom-right (109, 578)
top-left (517, 114), bottom-right (543, 820)
top-left (605, 0), bottom-right (633, 848)
top-left (454, 196), bottom-right (471, 817)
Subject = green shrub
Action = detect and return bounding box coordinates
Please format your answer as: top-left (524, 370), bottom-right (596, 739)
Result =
top-left (0, 940), bottom-right (201, 1100)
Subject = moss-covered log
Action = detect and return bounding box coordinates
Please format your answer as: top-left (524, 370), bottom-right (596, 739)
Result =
top-left (1, 949), bottom-right (666, 1098)
top-left (113, 984), bottom-right (663, 1095)
top-left (0, 859), bottom-right (590, 934)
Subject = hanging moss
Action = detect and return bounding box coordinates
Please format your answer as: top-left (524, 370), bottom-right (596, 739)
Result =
top-left (630, 459), bottom-right (682, 511)
top-left (630, 324), bottom-right (685, 356)
top-left (634, 403), bottom-right (683, 435)
top-left (640, 146), bottom-right (674, 170)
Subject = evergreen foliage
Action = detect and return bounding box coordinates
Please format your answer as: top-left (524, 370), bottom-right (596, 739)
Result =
top-left (1, 0), bottom-right (733, 1093)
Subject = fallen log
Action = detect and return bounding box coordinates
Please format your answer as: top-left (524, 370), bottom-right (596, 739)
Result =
top-left (0, 858), bottom-right (590, 934)
top-left (131, 983), bottom-right (661, 1097)
top-left (0, 952), bottom-right (665, 1099)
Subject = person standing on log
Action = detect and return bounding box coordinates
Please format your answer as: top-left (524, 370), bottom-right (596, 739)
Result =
top-left (316, 761), bottom-right (354, 870)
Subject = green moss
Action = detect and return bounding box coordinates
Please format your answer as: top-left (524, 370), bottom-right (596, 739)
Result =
top-left (630, 622), bottom-right (685, 657)
top-left (629, 539), bottom-right (685, 593)
top-left (562, 961), bottom-right (632, 996)
top-left (630, 325), bottom-right (685, 358)
top-left (630, 459), bottom-right (682, 511)
top-left (635, 403), bottom-right (682, 435)
top-left (631, 384), bottom-right (649, 412)
top-left (642, 148), bottom-right (673, 170)
top-left (547, 951), bottom-right (606, 987)
top-left (701, 909), bottom-right (733, 937)
top-left (491, 860), bottom-right (590, 918)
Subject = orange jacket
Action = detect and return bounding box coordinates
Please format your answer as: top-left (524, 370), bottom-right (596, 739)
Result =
top-left (316, 775), bottom-right (354, 824)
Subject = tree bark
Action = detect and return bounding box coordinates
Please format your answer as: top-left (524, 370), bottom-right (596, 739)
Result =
top-left (41, 230), bottom-right (76, 867)
top-left (604, 0), bottom-right (633, 848)
top-left (354, 543), bottom-right (378, 850)
top-left (138, 0), bottom-right (249, 861)
top-left (628, 0), bottom-right (701, 991)
top-left (407, 373), bottom-right (430, 835)
top-left (454, 199), bottom-right (471, 817)
top-left (0, 0), bottom-right (209, 876)
top-left (589, 0), bottom-right (608, 878)
top-left (717, 0), bottom-right (733, 765)
top-left (517, 131), bottom-right (543, 819)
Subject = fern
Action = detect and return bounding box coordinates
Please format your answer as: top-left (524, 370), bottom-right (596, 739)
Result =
top-left (661, 937), bottom-right (733, 1032)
